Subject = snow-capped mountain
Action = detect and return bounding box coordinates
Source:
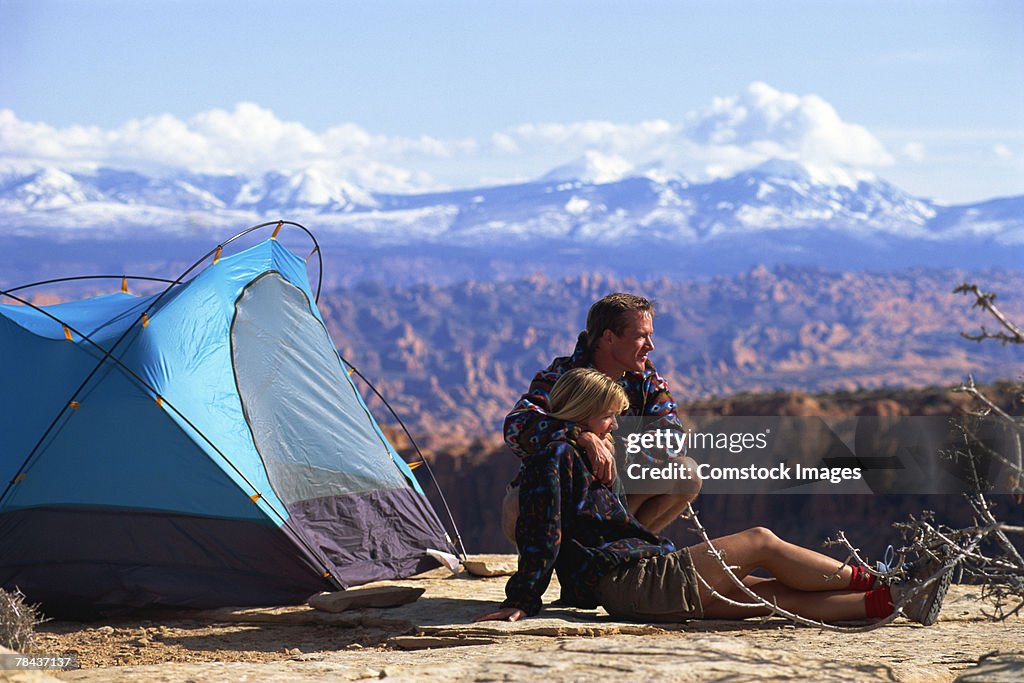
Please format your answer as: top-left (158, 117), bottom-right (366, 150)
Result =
top-left (232, 169), bottom-right (378, 213)
top-left (687, 159), bottom-right (937, 238)
top-left (88, 168), bottom-right (228, 211)
top-left (539, 150), bottom-right (636, 185)
top-left (0, 166), bottom-right (381, 215)
top-left (0, 166), bottom-right (105, 210)
top-left (0, 159), bottom-right (1020, 277)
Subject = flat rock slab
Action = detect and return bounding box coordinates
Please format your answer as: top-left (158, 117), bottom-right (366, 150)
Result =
top-left (956, 651), bottom-right (1024, 682)
top-left (461, 554), bottom-right (518, 577)
top-left (308, 586), bottom-right (425, 613)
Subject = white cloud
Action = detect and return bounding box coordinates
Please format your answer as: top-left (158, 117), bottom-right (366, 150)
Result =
top-left (474, 82), bottom-right (894, 183)
top-left (0, 103), bottom-right (460, 193)
top-left (993, 144), bottom-right (1013, 159)
top-left (489, 132), bottom-right (520, 155)
top-left (680, 82), bottom-right (894, 171)
top-left (0, 83), bottom-right (898, 192)
top-left (902, 142), bottom-right (927, 162)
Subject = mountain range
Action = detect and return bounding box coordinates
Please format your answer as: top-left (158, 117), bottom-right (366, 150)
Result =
top-left (1, 159), bottom-right (1021, 286)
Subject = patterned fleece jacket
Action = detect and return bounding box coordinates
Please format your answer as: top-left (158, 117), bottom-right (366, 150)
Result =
top-left (503, 331), bottom-right (684, 466)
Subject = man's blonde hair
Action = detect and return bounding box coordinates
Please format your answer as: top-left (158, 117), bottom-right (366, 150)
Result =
top-left (548, 368), bottom-right (629, 424)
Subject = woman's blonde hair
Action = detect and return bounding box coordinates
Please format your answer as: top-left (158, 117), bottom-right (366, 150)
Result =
top-left (548, 368), bottom-right (629, 424)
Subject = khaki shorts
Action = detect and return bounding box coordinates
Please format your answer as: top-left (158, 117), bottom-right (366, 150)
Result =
top-left (597, 548), bottom-right (704, 622)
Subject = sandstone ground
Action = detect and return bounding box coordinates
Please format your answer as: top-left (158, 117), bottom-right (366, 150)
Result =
top-left (3, 556), bottom-right (1022, 682)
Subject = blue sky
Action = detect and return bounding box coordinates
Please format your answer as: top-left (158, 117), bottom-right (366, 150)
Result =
top-left (2, 0), bottom-right (1022, 202)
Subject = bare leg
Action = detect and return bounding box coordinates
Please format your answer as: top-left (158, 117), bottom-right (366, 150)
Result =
top-left (688, 527), bottom-right (854, 595)
top-left (703, 577), bottom-right (868, 621)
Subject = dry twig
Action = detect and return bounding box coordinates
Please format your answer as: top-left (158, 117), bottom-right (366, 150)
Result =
top-left (955, 283), bottom-right (1024, 345)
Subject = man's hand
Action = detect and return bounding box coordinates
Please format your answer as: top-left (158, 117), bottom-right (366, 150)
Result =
top-left (474, 607), bottom-right (526, 622)
top-left (576, 431), bottom-right (616, 486)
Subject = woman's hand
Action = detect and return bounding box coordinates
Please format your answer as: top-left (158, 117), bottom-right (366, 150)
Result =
top-left (576, 431), bottom-right (616, 485)
top-left (473, 607), bottom-right (526, 622)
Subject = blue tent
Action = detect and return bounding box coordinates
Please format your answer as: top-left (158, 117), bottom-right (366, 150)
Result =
top-left (0, 238), bottom-right (453, 615)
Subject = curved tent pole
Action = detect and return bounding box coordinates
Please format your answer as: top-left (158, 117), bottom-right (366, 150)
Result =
top-left (3, 221), bottom-right (323, 302)
top-left (341, 358), bottom-right (469, 560)
top-left (213, 220), bottom-right (324, 303)
top-left (5, 275), bottom-right (180, 294)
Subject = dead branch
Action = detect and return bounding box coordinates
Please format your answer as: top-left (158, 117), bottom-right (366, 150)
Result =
top-left (955, 283), bottom-right (1024, 345)
top-left (953, 375), bottom-right (1022, 427)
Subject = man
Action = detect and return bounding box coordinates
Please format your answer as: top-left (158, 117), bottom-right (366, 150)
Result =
top-left (503, 292), bottom-right (699, 537)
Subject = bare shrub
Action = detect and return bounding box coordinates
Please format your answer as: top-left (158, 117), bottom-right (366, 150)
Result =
top-left (0, 588), bottom-right (46, 653)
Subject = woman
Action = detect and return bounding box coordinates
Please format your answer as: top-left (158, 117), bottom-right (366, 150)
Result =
top-left (476, 368), bottom-right (952, 625)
